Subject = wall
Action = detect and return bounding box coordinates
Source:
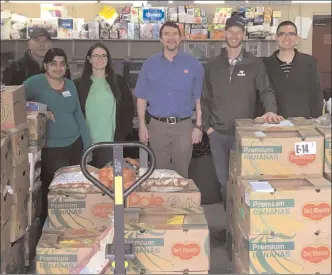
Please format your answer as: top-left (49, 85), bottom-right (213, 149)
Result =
top-left (2, 2), bottom-right (331, 54)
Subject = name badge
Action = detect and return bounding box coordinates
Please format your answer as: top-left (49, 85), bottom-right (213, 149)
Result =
top-left (62, 91), bottom-right (71, 97)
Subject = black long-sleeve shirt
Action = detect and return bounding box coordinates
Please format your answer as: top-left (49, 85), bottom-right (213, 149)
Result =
top-left (264, 50), bottom-right (323, 119)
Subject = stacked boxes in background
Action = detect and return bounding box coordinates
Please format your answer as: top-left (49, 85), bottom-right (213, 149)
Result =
top-left (226, 118), bottom-right (331, 274)
top-left (25, 101), bottom-right (47, 267)
top-left (1, 85), bottom-right (29, 274)
top-left (315, 126), bottom-right (332, 182)
top-left (36, 161), bottom-right (210, 274)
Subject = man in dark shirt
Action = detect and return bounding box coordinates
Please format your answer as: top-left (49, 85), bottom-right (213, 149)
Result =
top-left (2, 28), bottom-right (57, 85)
top-left (264, 21), bottom-right (323, 118)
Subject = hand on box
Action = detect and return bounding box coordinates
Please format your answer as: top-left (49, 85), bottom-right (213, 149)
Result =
top-left (259, 112), bottom-right (284, 123)
top-left (47, 111), bottom-right (55, 122)
top-left (192, 127), bottom-right (203, 144)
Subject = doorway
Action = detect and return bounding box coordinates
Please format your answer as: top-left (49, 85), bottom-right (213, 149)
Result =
top-left (312, 15), bottom-right (331, 90)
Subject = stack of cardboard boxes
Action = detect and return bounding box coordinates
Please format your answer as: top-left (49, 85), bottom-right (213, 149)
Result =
top-left (1, 87), bottom-right (48, 273)
top-left (25, 101), bottom-right (47, 267)
top-left (1, 85), bottom-right (30, 274)
top-left (36, 165), bottom-right (210, 274)
top-left (226, 118), bottom-right (331, 274)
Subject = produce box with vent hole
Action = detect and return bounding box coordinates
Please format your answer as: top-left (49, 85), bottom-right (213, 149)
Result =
top-left (1, 131), bottom-right (12, 190)
top-left (316, 126), bottom-right (331, 175)
top-left (0, 218), bottom-right (11, 273)
top-left (6, 123), bottom-right (29, 167)
top-left (6, 236), bottom-right (25, 274)
top-left (235, 127), bottom-right (324, 177)
top-left (232, 176), bottom-right (331, 236)
top-left (1, 85), bottom-right (27, 129)
top-left (233, 221), bottom-right (331, 274)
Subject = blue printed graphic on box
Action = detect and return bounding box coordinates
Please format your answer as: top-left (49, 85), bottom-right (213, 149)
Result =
top-left (142, 8), bottom-right (165, 23)
top-left (26, 101), bottom-right (47, 114)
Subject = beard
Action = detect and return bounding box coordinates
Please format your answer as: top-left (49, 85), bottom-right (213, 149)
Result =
top-left (226, 39), bottom-right (242, 49)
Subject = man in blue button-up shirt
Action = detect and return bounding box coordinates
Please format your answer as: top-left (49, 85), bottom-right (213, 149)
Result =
top-left (135, 21), bottom-right (204, 178)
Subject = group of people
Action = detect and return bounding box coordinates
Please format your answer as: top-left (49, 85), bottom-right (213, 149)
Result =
top-left (2, 16), bottom-right (323, 223)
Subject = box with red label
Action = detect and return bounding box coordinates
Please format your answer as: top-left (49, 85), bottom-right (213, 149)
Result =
top-left (232, 176), bottom-right (331, 236)
top-left (1, 85), bottom-right (27, 129)
top-left (235, 127), bottom-right (324, 177)
top-left (126, 180), bottom-right (201, 209)
top-left (233, 221), bottom-right (331, 274)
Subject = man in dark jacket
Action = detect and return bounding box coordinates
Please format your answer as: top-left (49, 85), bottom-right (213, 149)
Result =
top-left (2, 28), bottom-right (55, 85)
top-left (201, 16), bottom-right (282, 207)
top-left (264, 21), bottom-right (323, 118)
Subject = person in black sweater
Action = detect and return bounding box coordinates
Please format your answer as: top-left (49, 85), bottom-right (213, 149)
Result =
top-left (264, 21), bottom-right (323, 118)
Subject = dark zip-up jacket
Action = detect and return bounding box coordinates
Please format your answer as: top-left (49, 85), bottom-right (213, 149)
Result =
top-left (2, 50), bottom-right (71, 85)
top-left (201, 48), bottom-right (278, 135)
top-left (264, 50), bottom-right (323, 118)
top-left (74, 74), bottom-right (134, 142)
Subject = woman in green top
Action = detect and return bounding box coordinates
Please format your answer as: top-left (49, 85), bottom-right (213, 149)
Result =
top-left (75, 43), bottom-right (134, 168)
top-left (24, 48), bottom-right (92, 221)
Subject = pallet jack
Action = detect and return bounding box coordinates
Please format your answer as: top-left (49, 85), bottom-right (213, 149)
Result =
top-left (80, 142), bottom-right (156, 274)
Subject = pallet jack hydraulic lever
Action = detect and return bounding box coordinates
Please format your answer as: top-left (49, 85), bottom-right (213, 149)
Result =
top-left (80, 142), bottom-right (156, 274)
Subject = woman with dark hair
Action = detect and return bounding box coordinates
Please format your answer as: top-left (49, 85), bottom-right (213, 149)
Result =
top-left (75, 43), bottom-right (134, 168)
top-left (23, 48), bottom-right (92, 221)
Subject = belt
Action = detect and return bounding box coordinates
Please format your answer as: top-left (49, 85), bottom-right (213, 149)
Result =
top-left (150, 115), bottom-right (191, 124)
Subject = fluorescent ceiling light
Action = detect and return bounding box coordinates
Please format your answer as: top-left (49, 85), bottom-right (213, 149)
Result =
top-left (169, 1), bottom-right (174, 3)
top-left (292, 1), bottom-right (331, 3)
top-left (194, 1), bottom-right (225, 3)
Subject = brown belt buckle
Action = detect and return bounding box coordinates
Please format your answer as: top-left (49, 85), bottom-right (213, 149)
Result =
top-left (167, 117), bottom-right (177, 124)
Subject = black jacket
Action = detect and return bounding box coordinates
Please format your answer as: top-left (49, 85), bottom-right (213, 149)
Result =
top-left (201, 48), bottom-right (278, 134)
top-left (2, 50), bottom-right (71, 85)
top-left (74, 74), bottom-right (134, 141)
top-left (264, 50), bottom-right (323, 118)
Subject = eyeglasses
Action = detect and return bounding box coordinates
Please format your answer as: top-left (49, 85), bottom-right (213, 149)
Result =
top-left (91, 54), bottom-right (108, 60)
top-left (277, 32), bottom-right (297, 38)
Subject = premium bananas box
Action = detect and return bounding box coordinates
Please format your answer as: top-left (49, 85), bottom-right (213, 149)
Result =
top-left (126, 180), bottom-right (201, 209)
top-left (235, 127), bottom-right (324, 176)
top-left (47, 191), bottom-right (114, 229)
top-left (37, 208), bottom-right (209, 274)
top-left (316, 126), bottom-right (331, 175)
top-left (233, 222), bottom-right (331, 274)
top-left (235, 117), bottom-right (315, 130)
top-left (233, 176), bottom-right (331, 235)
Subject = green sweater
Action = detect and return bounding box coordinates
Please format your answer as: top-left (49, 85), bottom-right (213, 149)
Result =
top-left (85, 76), bottom-right (116, 143)
top-left (24, 74), bottom-right (92, 150)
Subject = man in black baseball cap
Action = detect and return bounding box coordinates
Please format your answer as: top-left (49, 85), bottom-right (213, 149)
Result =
top-left (2, 27), bottom-right (54, 85)
top-left (201, 14), bottom-right (281, 238)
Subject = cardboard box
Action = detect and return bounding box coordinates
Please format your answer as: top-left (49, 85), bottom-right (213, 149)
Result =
top-left (105, 267), bottom-right (208, 274)
top-left (28, 181), bottom-right (42, 226)
top-left (316, 126), bottom-right (331, 175)
top-left (48, 190), bottom-right (114, 229)
top-left (10, 194), bottom-right (28, 242)
top-left (25, 217), bottom-right (42, 267)
top-left (37, 208), bottom-right (209, 274)
top-left (26, 101), bottom-right (47, 115)
top-left (1, 85), bottom-right (27, 129)
top-left (0, 218), bottom-right (11, 273)
top-left (232, 254), bottom-right (247, 274)
top-left (233, 176), bottom-right (331, 235)
top-left (236, 128), bottom-right (324, 177)
top-left (28, 151), bottom-right (42, 189)
top-left (11, 158), bottom-right (30, 196)
top-left (27, 114), bottom-right (47, 153)
top-left (0, 182), bottom-right (13, 229)
top-left (233, 222), bottom-right (331, 274)
top-left (1, 131), bottom-right (13, 188)
top-left (324, 172), bottom-right (331, 182)
top-left (126, 180), bottom-right (201, 209)
top-left (6, 236), bottom-right (25, 274)
top-left (6, 123), bottom-right (29, 167)
top-left (235, 117), bottom-right (315, 131)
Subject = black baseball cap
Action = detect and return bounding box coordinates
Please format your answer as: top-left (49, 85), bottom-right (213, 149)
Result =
top-left (225, 16), bottom-right (246, 31)
top-left (29, 28), bottom-right (51, 40)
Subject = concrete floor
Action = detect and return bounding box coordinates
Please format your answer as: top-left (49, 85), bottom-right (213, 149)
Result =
top-left (28, 202), bottom-right (231, 274)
